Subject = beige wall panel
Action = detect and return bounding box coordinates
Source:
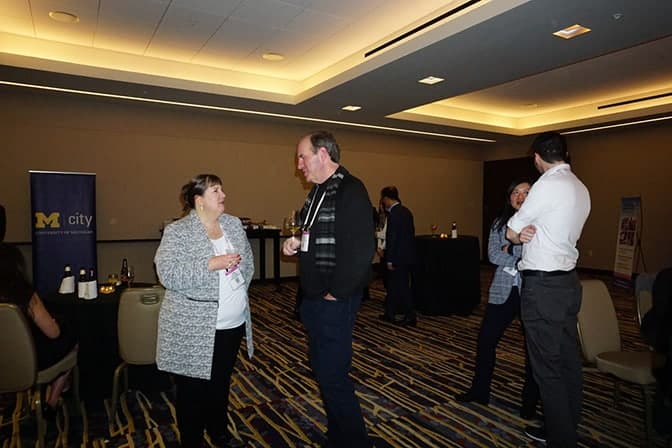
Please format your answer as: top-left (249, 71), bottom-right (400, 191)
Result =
top-left (1, 90), bottom-right (484, 279)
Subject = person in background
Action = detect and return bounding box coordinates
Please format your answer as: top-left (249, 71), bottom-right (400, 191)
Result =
top-left (0, 242), bottom-right (77, 414)
top-left (507, 132), bottom-right (590, 446)
top-left (155, 174), bottom-right (254, 448)
top-left (378, 186), bottom-right (417, 327)
top-left (456, 179), bottom-right (540, 419)
top-left (282, 131), bottom-right (374, 448)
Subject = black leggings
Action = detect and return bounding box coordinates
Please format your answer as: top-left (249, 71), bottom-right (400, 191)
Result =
top-left (175, 325), bottom-right (244, 448)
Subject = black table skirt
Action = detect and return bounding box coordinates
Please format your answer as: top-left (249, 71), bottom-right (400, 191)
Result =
top-left (43, 283), bottom-right (168, 399)
top-left (412, 235), bottom-right (481, 316)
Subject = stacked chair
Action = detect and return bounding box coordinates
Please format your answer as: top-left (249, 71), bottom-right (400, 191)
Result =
top-left (0, 303), bottom-right (80, 448)
top-left (576, 279), bottom-right (663, 448)
top-left (108, 286), bottom-right (165, 431)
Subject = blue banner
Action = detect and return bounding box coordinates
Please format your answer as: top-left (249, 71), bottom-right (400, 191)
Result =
top-left (613, 196), bottom-right (641, 288)
top-left (30, 171), bottom-right (97, 295)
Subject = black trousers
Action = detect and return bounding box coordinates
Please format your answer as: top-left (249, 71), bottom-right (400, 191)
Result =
top-left (521, 272), bottom-right (583, 448)
top-left (384, 265), bottom-right (415, 319)
top-left (469, 287), bottom-right (539, 405)
top-left (301, 295), bottom-right (371, 448)
top-left (174, 325), bottom-right (244, 448)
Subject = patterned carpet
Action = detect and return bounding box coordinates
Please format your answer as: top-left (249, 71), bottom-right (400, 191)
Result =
top-left (1, 267), bottom-right (667, 447)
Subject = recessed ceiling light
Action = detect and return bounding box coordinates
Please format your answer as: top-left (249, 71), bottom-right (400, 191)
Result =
top-left (262, 52), bottom-right (285, 61)
top-left (341, 105), bottom-right (362, 111)
top-left (48, 11), bottom-right (79, 23)
top-left (552, 24), bottom-right (591, 40)
top-left (418, 76), bottom-right (444, 85)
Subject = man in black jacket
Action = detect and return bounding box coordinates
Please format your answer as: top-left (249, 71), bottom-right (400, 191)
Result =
top-left (379, 186), bottom-right (417, 326)
top-left (282, 130), bottom-right (374, 448)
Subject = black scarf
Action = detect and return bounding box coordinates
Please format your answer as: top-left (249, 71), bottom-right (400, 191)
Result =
top-left (301, 166), bottom-right (346, 273)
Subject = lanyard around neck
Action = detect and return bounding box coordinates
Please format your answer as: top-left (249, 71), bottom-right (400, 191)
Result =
top-left (303, 187), bottom-right (326, 231)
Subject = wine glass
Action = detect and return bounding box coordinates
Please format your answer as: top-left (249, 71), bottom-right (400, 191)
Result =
top-left (285, 210), bottom-right (301, 236)
top-left (430, 223), bottom-right (438, 236)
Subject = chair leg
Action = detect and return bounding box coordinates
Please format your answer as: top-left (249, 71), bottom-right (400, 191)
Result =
top-left (33, 388), bottom-right (46, 448)
top-left (110, 362), bottom-right (127, 422)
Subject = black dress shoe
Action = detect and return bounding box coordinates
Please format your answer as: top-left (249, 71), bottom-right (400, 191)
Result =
top-left (524, 425), bottom-right (546, 443)
top-left (455, 391), bottom-right (489, 405)
top-left (396, 317), bottom-right (417, 327)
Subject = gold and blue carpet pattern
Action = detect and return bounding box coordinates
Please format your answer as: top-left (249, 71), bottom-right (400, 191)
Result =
top-left (1, 268), bottom-right (665, 447)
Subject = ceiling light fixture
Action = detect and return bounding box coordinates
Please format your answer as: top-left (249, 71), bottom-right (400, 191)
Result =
top-left (553, 24), bottom-right (591, 40)
top-left (262, 52), bottom-right (285, 61)
top-left (561, 115), bottom-right (672, 135)
top-left (48, 11), bottom-right (80, 23)
top-left (341, 105), bottom-right (362, 111)
top-left (0, 80), bottom-right (496, 143)
top-left (418, 76), bottom-right (444, 85)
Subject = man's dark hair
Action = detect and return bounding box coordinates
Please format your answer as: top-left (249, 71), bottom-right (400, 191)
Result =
top-left (381, 186), bottom-right (400, 201)
top-left (309, 131), bottom-right (340, 163)
top-left (531, 131), bottom-right (569, 163)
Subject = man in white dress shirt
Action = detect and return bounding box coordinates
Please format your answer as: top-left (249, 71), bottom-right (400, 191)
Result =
top-left (506, 131), bottom-right (590, 447)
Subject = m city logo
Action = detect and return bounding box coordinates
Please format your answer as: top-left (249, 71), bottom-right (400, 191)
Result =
top-left (35, 211), bottom-right (94, 229)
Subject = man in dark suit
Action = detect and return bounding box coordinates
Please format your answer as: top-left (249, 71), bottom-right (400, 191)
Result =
top-left (379, 186), bottom-right (417, 326)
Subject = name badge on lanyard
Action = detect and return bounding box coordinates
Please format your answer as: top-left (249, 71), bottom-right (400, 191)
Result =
top-left (301, 189), bottom-right (326, 253)
top-left (300, 230), bottom-right (310, 252)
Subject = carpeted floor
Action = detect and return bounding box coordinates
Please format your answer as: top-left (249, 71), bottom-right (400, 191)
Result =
top-left (1, 267), bottom-right (667, 447)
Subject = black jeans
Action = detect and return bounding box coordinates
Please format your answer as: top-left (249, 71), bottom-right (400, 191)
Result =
top-left (469, 287), bottom-right (539, 405)
top-left (175, 325), bottom-right (244, 448)
top-left (301, 295), bottom-right (371, 448)
top-left (522, 272), bottom-right (583, 448)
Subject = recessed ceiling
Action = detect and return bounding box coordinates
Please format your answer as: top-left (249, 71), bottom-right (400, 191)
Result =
top-left (1, 0), bottom-right (671, 142)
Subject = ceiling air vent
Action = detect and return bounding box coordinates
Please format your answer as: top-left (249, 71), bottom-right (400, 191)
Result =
top-left (365, 0), bottom-right (483, 58)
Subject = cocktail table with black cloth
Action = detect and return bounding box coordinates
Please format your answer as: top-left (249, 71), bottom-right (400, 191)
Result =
top-left (43, 283), bottom-right (166, 400)
top-left (412, 235), bottom-right (481, 316)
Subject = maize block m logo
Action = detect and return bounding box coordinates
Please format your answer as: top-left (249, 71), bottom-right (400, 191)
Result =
top-left (35, 212), bottom-right (61, 228)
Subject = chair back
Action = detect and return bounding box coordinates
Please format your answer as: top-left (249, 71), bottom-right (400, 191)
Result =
top-left (0, 303), bottom-right (37, 392)
top-left (577, 280), bottom-right (621, 363)
top-left (118, 287), bottom-right (164, 365)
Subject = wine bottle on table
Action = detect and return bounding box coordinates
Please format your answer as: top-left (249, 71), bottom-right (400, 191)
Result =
top-left (120, 258), bottom-right (129, 287)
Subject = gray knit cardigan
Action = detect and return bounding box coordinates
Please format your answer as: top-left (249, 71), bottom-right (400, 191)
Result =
top-left (154, 210), bottom-right (254, 379)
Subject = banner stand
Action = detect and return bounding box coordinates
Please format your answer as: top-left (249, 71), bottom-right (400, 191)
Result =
top-left (30, 171), bottom-right (97, 296)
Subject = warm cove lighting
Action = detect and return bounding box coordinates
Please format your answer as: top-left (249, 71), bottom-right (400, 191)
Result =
top-left (0, 80), bottom-right (496, 143)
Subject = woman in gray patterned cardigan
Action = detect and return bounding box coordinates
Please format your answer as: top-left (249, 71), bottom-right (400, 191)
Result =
top-left (155, 174), bottom-right (253, 448)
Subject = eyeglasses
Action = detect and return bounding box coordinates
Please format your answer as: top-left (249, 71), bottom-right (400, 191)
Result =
top-left (511, 189), bottom-right (529, 196)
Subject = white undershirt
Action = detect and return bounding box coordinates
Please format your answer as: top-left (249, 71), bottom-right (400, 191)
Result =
top-left (210, 232), bottom-right (247, 330)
